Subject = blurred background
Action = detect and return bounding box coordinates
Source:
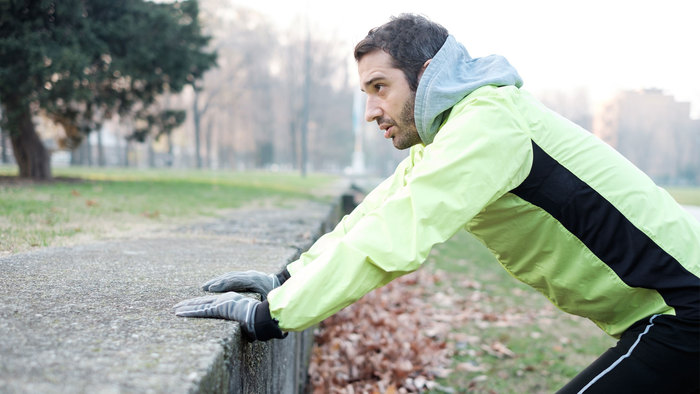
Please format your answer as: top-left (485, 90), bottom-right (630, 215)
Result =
top-left (1, 0), bottom-right (698, 184)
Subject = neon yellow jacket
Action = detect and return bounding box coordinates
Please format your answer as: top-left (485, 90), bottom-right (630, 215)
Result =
top-left (267, 39), bottom-right (700, 338)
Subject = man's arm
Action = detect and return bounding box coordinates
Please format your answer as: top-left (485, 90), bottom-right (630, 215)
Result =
top-left (268, 87), bottom-right (534, 332)
top-left (173, 155), bottom-right (418, 339)
top-left (284, 154), bottom-right (417, 276)
top-left (188, 159), bottom-right (413, 298)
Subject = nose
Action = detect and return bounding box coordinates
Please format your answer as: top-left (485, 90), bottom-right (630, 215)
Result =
top-left (364, 95), bottom-right (382, 123)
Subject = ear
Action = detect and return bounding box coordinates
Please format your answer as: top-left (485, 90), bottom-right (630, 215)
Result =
top-left (417, 59), bottom-right (432, 82)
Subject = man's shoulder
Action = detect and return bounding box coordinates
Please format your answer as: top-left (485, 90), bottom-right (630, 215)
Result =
top-left (446, 85), bottom-right (524, 121)
top-left (461, 84), bottom-right (521, 103)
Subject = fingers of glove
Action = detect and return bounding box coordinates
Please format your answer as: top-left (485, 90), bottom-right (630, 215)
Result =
top-left (173, 293), bottom-right (244, 318)
top-left (173, 298), bottom-right (222, 318)
top-left (202, 271), bottom-right (263, 291)
top-left (201, 272), bottom-right (239, 291)
top-left (173, 303), bottom-right (218, 318)
top-left (202, 270), bottom-right (268, 292)
top-left (205, 278), bottom-right (264, 293)
top-left (173, 294), bottom-right (218, 309)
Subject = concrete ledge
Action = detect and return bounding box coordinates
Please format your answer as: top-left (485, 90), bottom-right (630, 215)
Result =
top-left (0, 198), bottom-right (344, 393)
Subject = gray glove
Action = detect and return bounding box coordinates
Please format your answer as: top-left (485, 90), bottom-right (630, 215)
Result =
top-left (173, 292), bottom-right (260, 340)
top-left (201, 270), bottom-right (280, 299)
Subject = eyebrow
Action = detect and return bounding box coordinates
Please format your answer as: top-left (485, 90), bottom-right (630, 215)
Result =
top-left (361, 76), bottom-right (384, 92)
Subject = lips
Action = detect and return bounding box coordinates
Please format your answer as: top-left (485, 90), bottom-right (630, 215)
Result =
top-left (379, 123), bottom-right (393, 139)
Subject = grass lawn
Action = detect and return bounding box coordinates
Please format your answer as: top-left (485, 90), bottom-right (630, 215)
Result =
top-left (0, 166), bottom-right (338, 255)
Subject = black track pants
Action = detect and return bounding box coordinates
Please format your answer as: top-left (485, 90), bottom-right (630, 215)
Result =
top-left (557, 314), bottom-right (700, 394)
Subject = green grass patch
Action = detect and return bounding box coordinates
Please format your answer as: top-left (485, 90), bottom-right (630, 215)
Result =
top-left (426, 231), bottom-right (615, 393)
top-left (0, 166), bottom-right (338, 254)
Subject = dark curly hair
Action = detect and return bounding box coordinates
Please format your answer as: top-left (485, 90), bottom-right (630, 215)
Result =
top-left (354, 14), bottom-right (449, 91)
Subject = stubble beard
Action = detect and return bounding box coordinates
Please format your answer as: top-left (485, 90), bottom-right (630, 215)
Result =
top-left (392, 91), bottom-right (422, 150)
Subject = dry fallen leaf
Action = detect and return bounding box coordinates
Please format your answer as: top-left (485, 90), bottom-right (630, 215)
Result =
top-left (456, 362), bottom-right (486, 372)
top-left (309, 269), bottom-right (453, 392)
top-left (308, 264), bottom-right (544, 392)
top-left (142, 210), bottom-right (160, 219)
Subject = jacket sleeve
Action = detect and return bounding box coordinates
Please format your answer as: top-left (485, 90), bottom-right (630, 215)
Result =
top-left (284, 154), bottom-right (416, 276)
top-left (268, 87), bottom-right (534, 331)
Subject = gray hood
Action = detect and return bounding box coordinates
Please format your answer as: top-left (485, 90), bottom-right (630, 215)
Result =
top-left (414, 35), bottom-right (524, 145)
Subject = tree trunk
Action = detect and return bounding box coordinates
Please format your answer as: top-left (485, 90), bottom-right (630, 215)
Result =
top-left (205, 119), bottom-right (212, 169)
top-left (1, 129), bottom-right (8, 164)
top-left (299, 28), bottom-right (311, 177)
top-left (85, 135), bottom-right (93, 166)
top-left (147, 134), bottom-right (155, 168)
top-left (97, 127), bottom-right (105, 166)
top-left (289, 119), bottom-right (298, 169)
top-left (122, 119), bottom-right (131, 167)
top-left (193, 85), bottom-right (202, 169)
top-left (166, 133), bottom-right (174, 167)
top-left (123, 139), bottom-right (131, 167)
top-left (5, 97), bottom-right (51, 179)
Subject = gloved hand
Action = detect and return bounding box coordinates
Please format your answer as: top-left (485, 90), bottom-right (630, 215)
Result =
top-left (201, 270), bottom-right (281, 299)
top-left (173, 292), bottom-right (261, 341)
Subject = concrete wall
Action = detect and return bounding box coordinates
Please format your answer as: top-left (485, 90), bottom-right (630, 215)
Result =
top-left (192, 327), bottom-right (316, 394)
top-left (0, 196), bottom-right (346, 394)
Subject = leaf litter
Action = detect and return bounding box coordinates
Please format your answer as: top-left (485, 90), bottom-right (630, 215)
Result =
top-left (307, 266), bottom-right (545, 393)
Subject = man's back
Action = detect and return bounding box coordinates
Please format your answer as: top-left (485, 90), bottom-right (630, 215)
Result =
top-left (450, 85), bottom-right (700, 337)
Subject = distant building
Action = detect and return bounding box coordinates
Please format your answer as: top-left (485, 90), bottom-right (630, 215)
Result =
top-left (593, 89), bottom-right (700, 185)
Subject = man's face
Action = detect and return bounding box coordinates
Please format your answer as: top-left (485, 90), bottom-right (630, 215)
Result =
top-left (358, 50), bottom-right (423, 150)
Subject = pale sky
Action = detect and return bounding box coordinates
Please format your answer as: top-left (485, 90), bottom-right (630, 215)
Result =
top-left (232, 0), bottom-right (700, 118)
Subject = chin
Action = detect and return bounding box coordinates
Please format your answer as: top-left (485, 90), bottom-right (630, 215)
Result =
top-left (392, 140), bottom-right (412, 150)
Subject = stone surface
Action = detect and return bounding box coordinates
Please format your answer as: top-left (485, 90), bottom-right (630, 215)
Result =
top-left (0, 198), bottom-right (344, 394)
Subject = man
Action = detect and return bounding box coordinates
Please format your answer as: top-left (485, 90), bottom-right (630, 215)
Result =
top-left (174, 14), bottom-right (700, 393)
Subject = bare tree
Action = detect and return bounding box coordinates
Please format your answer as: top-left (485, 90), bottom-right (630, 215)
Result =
top-left (182, 1), bottom-right (354, 172)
